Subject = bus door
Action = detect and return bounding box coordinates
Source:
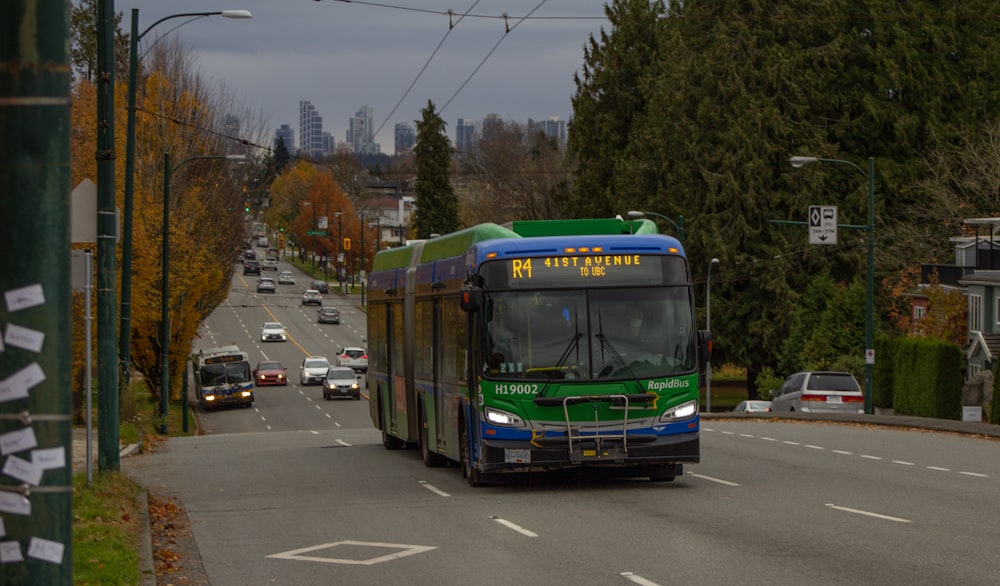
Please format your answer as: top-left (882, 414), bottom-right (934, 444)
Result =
top-left (432, 297), bottom-right (445, 450)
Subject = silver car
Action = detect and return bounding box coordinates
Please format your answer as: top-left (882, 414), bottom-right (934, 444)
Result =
top-left (299, 356), bottom-right (330, 385)
top-left (259, 321), bottom-right (286, 342)
top-left (337, 347), bottom-right (368, 373)
top-left (770, 371), bottom-right (864, 414)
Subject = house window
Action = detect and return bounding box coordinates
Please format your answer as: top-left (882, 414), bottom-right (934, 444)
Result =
top-left (913, 306), bottom-right (926, 321)
top-left (969, 294), bottom-right (983, 333)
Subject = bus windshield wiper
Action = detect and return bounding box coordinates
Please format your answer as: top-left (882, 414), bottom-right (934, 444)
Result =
top-left (596, 333), bottom-right (636, 379)
top-left (536, 331), bottom-right (582, 398)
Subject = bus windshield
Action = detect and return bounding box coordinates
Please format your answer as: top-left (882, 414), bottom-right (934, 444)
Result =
top-left (482, 287), bottom-right (695, 381)
top-left (200, 362), bottom-right (252, 386)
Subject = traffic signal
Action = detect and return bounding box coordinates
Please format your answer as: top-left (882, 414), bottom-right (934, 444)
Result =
top-left (343, 237), bottom-right (351, 251)
top-left (278, 233), bottom-right (285, 249)
top-left (244, 202), bottom-right (250, 212)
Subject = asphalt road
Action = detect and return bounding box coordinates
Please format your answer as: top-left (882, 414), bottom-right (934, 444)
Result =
top-left (122, 257), bottom-right (1000, 585)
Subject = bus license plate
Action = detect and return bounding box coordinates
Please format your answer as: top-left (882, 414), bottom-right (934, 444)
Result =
top-left (504, 448), bottom-right (531, 463)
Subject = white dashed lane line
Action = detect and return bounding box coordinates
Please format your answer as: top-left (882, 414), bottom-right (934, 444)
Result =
top-left (702, 427), bottom-right (991, 479)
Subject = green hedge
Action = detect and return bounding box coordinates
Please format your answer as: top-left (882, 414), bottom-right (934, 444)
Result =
top-left (892, 337), bottom-right (962, 420)
top-left (873, 335), bottom-right (894, 408)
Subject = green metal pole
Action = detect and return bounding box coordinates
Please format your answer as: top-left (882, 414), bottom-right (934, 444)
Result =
top-left (182, 360), bottom-right (190, 433)
top-left (361, 214), bottom-right (365, 307)
top-left (97, 0), bottom-right (121, 472)
top-left (119, 8), bottom-right (139, 403)
top-left (161, 153), bottom-right (171, 434)
top-left (865, 156), bottom-right (875, 415)
top-left (0, 0), bottom-right (73, 581)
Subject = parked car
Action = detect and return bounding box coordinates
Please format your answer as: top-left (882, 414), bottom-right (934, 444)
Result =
top-left (256, 277), bottom-right (275, 293)
top-left (262, 256), bottom-right (278, 271)
top-left (337, 347), bottom-right (368, 373)
top-left (302, 289), bottom-right (322, 306)
top-left (299, 356), bottom-right (331, 385)
top-left (260, 321), bottom-right (287, 343)
top-left (322, 366), bottom-right (361, 400)
top-left (278, 271), bottom-right (295, 285)
top-left (734, 400), bottom-right (772, 413)
top-left (770, 371), bottom-right (864, 414)
top-left (311, 280), bottom-right (330, 294)
top-left (253, 361), bottom-right (287, 386)
top-left (318, 306), bottom-right (341, 324)
top-left (243, 259), bottom-right (261, 275)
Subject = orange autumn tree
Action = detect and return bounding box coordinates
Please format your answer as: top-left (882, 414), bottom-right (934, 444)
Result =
top-left (123, 39), bottom-right (266, 405)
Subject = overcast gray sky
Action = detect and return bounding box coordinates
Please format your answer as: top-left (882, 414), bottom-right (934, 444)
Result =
top-left (119, 1), bottom-right (610, 153)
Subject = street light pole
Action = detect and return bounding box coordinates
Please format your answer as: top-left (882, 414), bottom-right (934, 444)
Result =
top-left (120, 8), bottom-right (251, 412)
top-left (336, 212), bottom-right (344, 294)
top-left (626, 210), bottom-right (685, 243)
top-left (161, 153), bottom-right (245, 433)
top-left (360, 212), bottom-right (367, 306)
top-left (789, 155), bottom-right (876, 415)
top-left (706, 257), bottom-right (720, 413)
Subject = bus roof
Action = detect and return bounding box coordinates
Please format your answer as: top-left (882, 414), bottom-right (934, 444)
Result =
top-left (510, 217), bottom-right (657, 236)
top-left (369, 218), bottom-right (671, 273)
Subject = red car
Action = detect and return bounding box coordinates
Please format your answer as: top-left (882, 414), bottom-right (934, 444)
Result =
top-left (253, 360), bottom-right (288, 386)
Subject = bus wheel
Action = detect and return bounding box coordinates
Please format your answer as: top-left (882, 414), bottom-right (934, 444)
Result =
top-left (380, 399), bottom-right (404, 450)
top-left (420, 408), bottom-right (448, 468)
top-left (648, 464), bottom-right (681, 482)
top-left (460, 422), bottom-right (487, 487)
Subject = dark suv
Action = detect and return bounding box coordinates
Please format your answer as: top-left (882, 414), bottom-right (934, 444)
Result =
top-left (311, 280), bottom-right (330, 294)
top-left (243, 259), bottom-right (261, 275)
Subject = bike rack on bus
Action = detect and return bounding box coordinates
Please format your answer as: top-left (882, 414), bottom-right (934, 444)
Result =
top-left (533, 394), bottom-right (656, 462)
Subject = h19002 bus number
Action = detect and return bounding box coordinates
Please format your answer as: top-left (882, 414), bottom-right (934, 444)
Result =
top-left (493, 383), bottom-right (539, 395)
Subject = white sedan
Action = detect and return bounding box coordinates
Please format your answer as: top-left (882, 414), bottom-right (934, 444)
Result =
top-left (278, 271), bottom-right (295, 285)
top-left (260, 322), bottom-right (287, 342)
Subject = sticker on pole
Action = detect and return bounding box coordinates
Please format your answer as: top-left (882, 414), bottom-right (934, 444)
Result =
top-left (809, 205), bottom-right (837, 245)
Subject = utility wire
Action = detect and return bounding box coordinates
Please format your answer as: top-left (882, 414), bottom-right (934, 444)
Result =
top-left (364, 1), bottom-right (483, 152)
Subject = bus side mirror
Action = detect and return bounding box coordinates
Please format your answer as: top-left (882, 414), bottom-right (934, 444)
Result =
top-left (460, 286), bottom-right (482, 312)
top-left (698, 330), bottom-right (712, 365)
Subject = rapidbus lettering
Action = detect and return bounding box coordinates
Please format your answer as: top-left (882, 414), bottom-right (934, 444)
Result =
top-left (646, 378), bottom-right (691, 391)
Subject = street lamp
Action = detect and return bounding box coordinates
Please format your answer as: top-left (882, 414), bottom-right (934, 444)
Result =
top-left (336, 212), bottom-right (344, 294)
top-left (706, 257), bottom-right (720, 413)
top-left (627, 210), bottom-right (685, 243)
top-left (160, 153), bottom-right (245, 433)
top-left (369, 216), bottom-right (382, 251)
top-left (360, 212), bottom-right (369, 306)
top-left (120, 8), bottom-right (251, 403)
top-left (789, 155), bottom-right (876, 415)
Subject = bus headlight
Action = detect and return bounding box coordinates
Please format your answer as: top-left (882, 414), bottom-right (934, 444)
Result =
top-left (659, 399), bottom-right (698, 423)
top-left (241, 391), bottom-right (252, 398)
top-left (204, 395), bottom-right (216, 402)
top-left (485, 407), bottom-right (525, 428)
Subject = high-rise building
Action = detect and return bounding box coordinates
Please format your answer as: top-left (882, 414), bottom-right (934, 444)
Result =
top-left (394, 123), bottom-right (415, 155)
top-left (530, 116), bottom-right (567, 150)
top-left (481, 113), bottom-right (503, 142)
top-left (348, 105), bottom-right (379, 154)
top-left (455, 118), bottom-right (477, 154)
top-left (299, 100), bottom-right (325, 158)
top-left (274, 123), bottom-right (295, 154)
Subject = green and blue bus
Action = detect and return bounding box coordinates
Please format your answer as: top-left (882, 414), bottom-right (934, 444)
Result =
top-left (366, 218), bottom-right (708, 485)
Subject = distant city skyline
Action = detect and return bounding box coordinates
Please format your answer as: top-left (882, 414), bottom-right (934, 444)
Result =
top-left (121, 1), bottom-right (606, 154)
top-left (278, 103), bottom-right (567, 158)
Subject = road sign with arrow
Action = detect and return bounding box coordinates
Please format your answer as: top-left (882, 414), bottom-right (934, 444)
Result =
top-left (808, 205), bottom-right (837, 245)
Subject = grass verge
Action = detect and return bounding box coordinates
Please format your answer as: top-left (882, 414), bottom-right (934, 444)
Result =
top-left (72, 470), bottom-right (143, 585)
top-left (73, 381), bottom-right (194, 584)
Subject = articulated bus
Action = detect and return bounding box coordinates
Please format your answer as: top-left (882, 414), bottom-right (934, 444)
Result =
top-left (191, 345), bottom-right (255, 409)
top-left (366, 218), bottom-right (709, 486)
